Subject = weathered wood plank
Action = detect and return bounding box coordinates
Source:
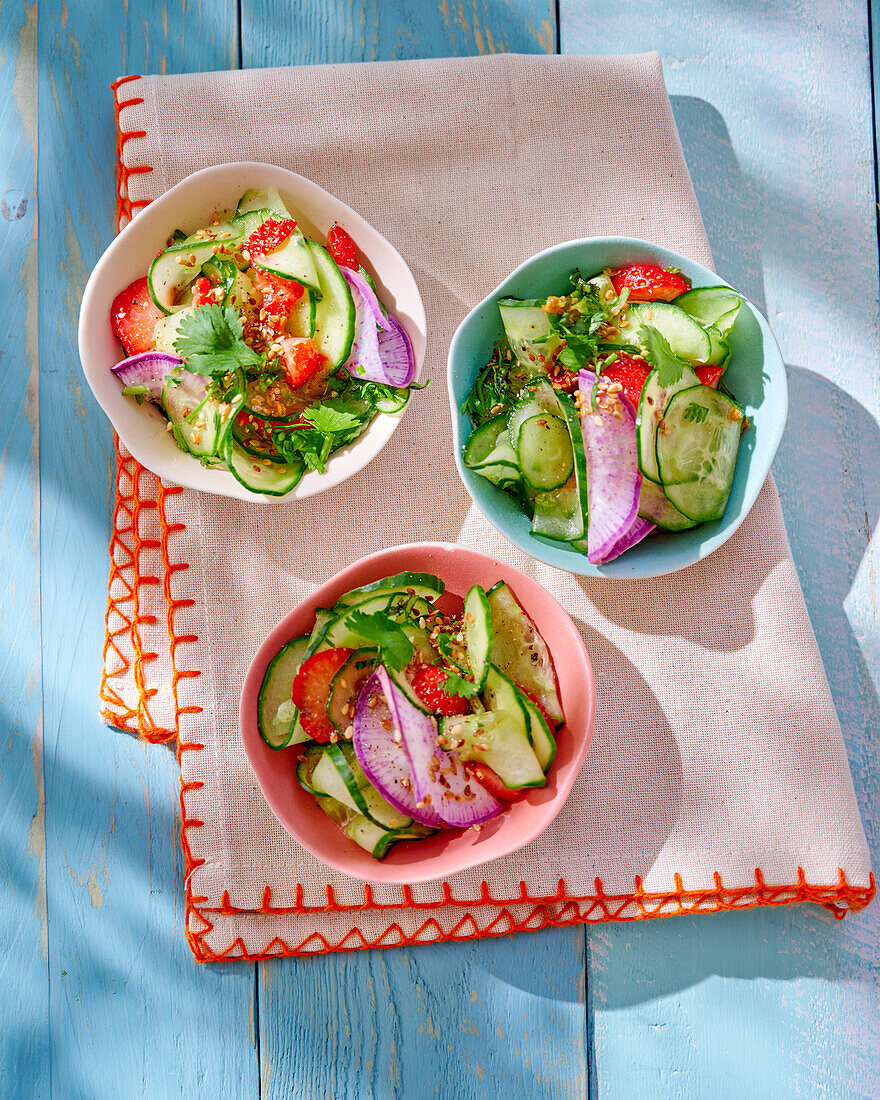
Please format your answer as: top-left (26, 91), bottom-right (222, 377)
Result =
top-left (36, 2), bottom-right (258, 1096)
top-left (562, 1), bottom-right (880, 1093)
top-left (0, 2), bottom-right (48, 1097)
top-left (240, 5), bottom-right (588, 1098)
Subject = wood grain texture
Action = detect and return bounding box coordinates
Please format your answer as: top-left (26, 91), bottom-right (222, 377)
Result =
top-left (0, 3), bottom-right (47, 1098)
top-left (563, 1), bottom-right (880, 1095)
top-left (240, 0), bottom-right (557, 67)
top-left (35, 2), bottom-right (258, 1097)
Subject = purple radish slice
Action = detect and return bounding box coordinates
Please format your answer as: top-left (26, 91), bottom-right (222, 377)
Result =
top-left (341, 266), bottom-right (390, 331)
top-left (596, 514), bottom-right (656, 565)
top-left (376, 313), bottom-right (416, 387)
top-left (341, 268), bottom-right (388, 385)
top-left (578, 369), bottom-right (642, 565)
top-left (373, 667), bottom-right (502, 828)
top-left (111, 351), bottom-right (184, 402)
top-left (340, 267), bottom-right (416, 387)
top-left (353, 669), bottom-right (445, 828)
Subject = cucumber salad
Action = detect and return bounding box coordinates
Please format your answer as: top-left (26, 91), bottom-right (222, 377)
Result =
top-left (462, 263), bottom-right (749, 564)
top-left (258, 571), bottom-right (565, 860)
top-left (109, 188), bottom-right (417, 496)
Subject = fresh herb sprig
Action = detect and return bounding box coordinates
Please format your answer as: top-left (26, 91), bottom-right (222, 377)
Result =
top-left (173, 305), bottom-right (262, 376)
top-left (343, 610), bottom-right (414, 672)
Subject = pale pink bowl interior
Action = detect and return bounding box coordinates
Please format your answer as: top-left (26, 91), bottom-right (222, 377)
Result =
top-left (239, 542), bottom-right (596, 884)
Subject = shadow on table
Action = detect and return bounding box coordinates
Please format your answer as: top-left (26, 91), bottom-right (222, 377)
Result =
top-left (580, 97), bottom-right (880, 1017)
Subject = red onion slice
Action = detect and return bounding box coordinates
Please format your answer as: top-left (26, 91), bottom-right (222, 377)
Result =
top-left (111, 351), bottom-right (183, 402)
top-left (578, 369), bottom-right (642, 565)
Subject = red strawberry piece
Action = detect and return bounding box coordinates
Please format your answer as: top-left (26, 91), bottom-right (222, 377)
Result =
top-left (252, 267), bottom-right (304, 334)
top-left (610, 264), bottom-right (691, 302)
top-left (600, 353), bottom-right (651, 408)
top-left (410, 666), bottom-right (472, 716)
top-left (192, 276), bottom-right (215, 308)
top-left (290, 648), bottom-right (354, 743)
top-left (465, 762), bottom-right (524, 803)
top-left (279, 337), bottom-right (328, 389)
top-left (327, 223), bottom-right (360, 270)
top-left (695, 364), bottom-right (725, 389)
top-left (110, 276), bottom-right (165, 355)
top-left (246, 217), bottom-right (297, 259)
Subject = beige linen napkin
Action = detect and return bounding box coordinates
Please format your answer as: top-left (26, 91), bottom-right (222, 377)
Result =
top-left (104, 54), bottom-right (873, 961)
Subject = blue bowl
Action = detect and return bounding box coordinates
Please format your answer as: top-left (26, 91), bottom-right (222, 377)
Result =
top-left (447, 237), bottom-right (788, 579)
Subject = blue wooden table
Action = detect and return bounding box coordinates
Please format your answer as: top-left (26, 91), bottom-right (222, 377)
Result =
top-left (3, 2), bottom-right (878, 1096)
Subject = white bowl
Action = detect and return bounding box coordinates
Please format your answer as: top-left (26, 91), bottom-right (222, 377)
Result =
top-left (78, 162), bottom-right (426, 503)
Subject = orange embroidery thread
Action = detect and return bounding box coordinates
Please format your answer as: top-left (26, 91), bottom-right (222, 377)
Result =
top-left (104, 76), bottom-right (876, 963)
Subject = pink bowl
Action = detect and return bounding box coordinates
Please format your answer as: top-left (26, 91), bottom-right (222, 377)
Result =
top-left (239, 542), bottom-right (596, 884)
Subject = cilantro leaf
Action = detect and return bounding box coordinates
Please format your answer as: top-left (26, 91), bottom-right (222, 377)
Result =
top-left (683, 401), bottom-right (709, 423)
top-left (301, 403), bottom-right (362, 434)
top-left (640, 325), bottom-right (688, 387)
top-left (441, 670), bottom-right (480, 699)
top-left (343, 610), bottom-right (413, 672)
top-left (173, 305), bottom-right (262, 376)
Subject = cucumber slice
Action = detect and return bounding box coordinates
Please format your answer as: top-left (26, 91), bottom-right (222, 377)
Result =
top-left (656, 386), bottom-right (745, 522)
top-left (463, 414), bottom-right (508, 466)
top-left (147, 224), bottom-right (243, 314)
top-left (702, 324), bottom-right (730, 367)
top-left (296, 745), bottom-right (329, 795)
top-left (674, 286), bottom-right (743, 331)
top-left (333, 571), bottom-right (445, 608)
top-left (235, 187), bottom-right (290, 218)
top-left (161, 371), bottom-right (242, 458)
top-left (637, 477), bottom-right (697, 531)
top-left (617, 302), bottom-right (712, 364)
top-left (306, 241), bottom-right (356, 368)
top-left (498, 297), bottom-right (564, 373)
top-left (463, 585), bottom-right (492, 690)
top-left (712, 307), bottom-right (740, 337)
top-left (515, 690), bottom-right (556, 772)
top-left (636, 363), bottom-right (701, 483)
top-left (258, 634), bottom-right (311, 749)
top-left (287, 289), bottom-right (316, 338)
top-left (316, 743), bottom-right (414, 830)
top-left (516, 414), bottom-right (573, 491)
top-left (440, 710), bottom-right (545, 790)
top-left (152, 305), bottom-right (197, 355)
top-left (223, 436), bottom-right (305, 496)
top-left (253, 226), bottom-right (321, 293)
top-left (486, 583), bottom-right (564, 726)
top-left (509, 381), bottom-right (588, 541)
top-left (326, 648), bottom-right (378, 734)
top-left (465, 416), bottom-right (520, 488)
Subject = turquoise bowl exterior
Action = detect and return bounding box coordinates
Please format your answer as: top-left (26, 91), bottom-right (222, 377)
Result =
top-left (447, 237), bottom-right (788, 579)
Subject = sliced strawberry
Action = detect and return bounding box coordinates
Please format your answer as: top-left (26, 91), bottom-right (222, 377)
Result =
top-left (465, 762), bottom-right (524, 803)
top-left (279, 337), bottom-right (327, 389)
top-left (252, 267), bottom-right (304, 334)
top-left (600, 353), bottom-right (650, 407)
top-left (695, 364), bottom-right (725, 389)
top-left (111, 276), bottom-right (165, 355)
top-left (410, 665), bottom-right (472, 716)
top-left (246, 218), bottom-right (297, 259)
top-left (290, 648), bottom-right (354, 742)
top-left (610, 264), bottom-right (691, 302)
top-left (192, 276), bottom-right (215, 308)
top-left (327, 223), bottom-right (360, 270)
